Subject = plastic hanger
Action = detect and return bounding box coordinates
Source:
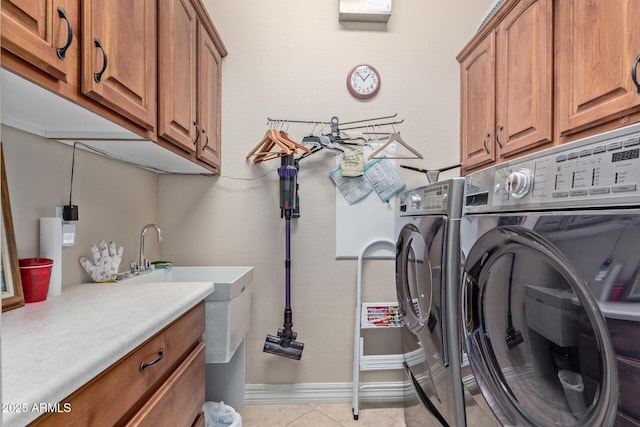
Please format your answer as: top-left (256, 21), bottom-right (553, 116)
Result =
top-left (368, 132), bottom-right (423, 160)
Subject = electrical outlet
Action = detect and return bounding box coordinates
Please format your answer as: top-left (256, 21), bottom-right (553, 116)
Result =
top-left (56, 206), bottom-right (64, 218)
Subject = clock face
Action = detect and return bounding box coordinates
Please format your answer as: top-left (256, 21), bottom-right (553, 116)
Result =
top-left (347, 64), bottom-right (380, 99)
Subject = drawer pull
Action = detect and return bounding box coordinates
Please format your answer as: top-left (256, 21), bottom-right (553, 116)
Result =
top-left (140, 348), bottom-right (164, 372)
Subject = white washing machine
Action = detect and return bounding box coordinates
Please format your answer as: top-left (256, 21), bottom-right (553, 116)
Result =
top-left (460, 123), bottom-right (640, 426)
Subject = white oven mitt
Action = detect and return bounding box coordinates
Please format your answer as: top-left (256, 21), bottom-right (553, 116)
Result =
top-left (79, 240), bottom-right (123, 282)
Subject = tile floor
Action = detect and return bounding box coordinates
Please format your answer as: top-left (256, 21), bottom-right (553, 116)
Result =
top-left (236, 402), bottom-right (406, 427)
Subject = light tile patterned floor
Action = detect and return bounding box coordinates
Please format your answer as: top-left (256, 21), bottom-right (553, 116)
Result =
top-left (236, 402), bottom-right (406, 427)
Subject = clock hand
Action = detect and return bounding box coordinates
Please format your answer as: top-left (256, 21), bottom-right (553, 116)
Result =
top-left (355, 70), bottom-right (365, 81)
top-left (362, 72), bottom-right (371, 81)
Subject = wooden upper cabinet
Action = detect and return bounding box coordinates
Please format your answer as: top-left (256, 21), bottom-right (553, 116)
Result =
top-left (82, 0), bottom-right (157, 131)
top-left (460, 32), bottom-right (496, 171)
top-left (196, 21), bottom-right (222, 171)
top-left (495, 0), bottom-right (552, 157)
top-left (1, 0), bottom-right (77, 82)
top-left (459, 0), bottom-right (552, 172)
top-left (557, 0), bottom-right (640, 136)
top-left (158, 0), bottom-right (225, 171)
top-left (158, 0), bottom-right (198, 154)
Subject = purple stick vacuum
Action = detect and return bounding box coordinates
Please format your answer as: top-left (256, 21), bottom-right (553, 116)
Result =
top-left (263, 155), bottom-right (304, 360)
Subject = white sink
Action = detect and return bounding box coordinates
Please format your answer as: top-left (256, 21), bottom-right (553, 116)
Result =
top-left (121, 266), bottom-right (253, 300)
top-left (120, 266), bottom-right (254, 363)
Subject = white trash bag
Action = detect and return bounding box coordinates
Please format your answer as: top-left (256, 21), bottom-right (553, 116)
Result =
top-left (203, 401), bottom-right (242, 427)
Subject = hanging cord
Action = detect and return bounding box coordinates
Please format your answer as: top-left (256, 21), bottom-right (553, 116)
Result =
top-left (69, 142), bottom-right (77, 206)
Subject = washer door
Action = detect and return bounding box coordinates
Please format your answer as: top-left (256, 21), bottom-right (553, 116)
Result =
top-left (396, 217), bottom-right (447, 363)
top-left (463, 225), bottom-right (618, 427)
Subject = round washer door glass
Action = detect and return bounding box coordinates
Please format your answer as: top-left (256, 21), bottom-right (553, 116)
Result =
top-left (463, 225), bottom-right (618, 427)
top-left (396, 222), bottom-right (433, 332)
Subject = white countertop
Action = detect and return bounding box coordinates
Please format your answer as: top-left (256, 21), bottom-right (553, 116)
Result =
top-left (1, 280), bottom-right (214, 427)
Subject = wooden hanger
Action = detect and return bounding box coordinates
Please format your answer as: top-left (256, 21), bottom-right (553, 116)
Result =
top-left (277, 130), bottom-right (311, 154)
top-left (247, 129), bottom-right (311, 163)
top-left (246, 130), bottom-right (277, 159)
top-left (246, 129), bottom-right (294, 163)
top-left (368, 132), bottom-right (423, 160)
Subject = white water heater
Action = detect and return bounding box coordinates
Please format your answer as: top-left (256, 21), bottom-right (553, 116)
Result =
top-left (339, 0), bottom-right (392, 23)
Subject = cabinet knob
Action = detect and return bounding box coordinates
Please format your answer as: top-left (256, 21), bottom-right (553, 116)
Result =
top-left (56, 7), bottom-right (73, 59)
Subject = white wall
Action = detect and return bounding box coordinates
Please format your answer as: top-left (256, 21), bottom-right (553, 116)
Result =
top-left (159, 1), bottom-right (493, 386)
top-left (2, 125), bottom-right (160, 287)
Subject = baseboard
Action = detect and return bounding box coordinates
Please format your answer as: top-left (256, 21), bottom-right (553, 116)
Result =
top-left (244, 382), bottom-right (407, 405)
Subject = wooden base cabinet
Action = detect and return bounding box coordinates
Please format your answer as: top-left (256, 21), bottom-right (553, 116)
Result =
top-left (459, 0), bottom-right (553, 173)
top-left (126, 342), bottom-right (205, 427)
top-left (29, 303), bottom-right (206, 427)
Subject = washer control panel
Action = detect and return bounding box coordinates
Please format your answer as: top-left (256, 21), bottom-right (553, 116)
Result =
top-left (464, 124), bottom-right (640, 211)
top-left (400, 182), bottom-right (449, 215)
top-left (493, 132), bottom-right (640, 207)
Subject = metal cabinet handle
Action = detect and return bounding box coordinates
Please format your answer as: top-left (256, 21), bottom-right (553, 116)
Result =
top-left (202, 129), bottom-right (209, 151)
top-left (193, 121), bottom-right (200, 145)
top-left (56, 6), bottom-right (73, 59)
top-left (483, 133), bottom-right (491, 154)
top-left (632, 54), bottom-right (640, 93)
top-left (93, 38), bottom-right (108, 83)
top-left (140, 348), bottom-right (164, 372)
top-left (496, 125), bottom-right (504, 149)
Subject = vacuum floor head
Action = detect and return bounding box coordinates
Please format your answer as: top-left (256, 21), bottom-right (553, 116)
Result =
top-left (263, 334), bottom-right (304, 360)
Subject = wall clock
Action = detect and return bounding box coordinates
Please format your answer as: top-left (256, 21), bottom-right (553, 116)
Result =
top-left (347, 64), bottom-right (380, 99)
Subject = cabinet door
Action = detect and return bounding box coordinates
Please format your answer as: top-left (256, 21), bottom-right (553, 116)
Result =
top-left (495, 0), bottom-right (552, 158)
top-left (1, 0), bottom-right (75, 81)
top-left (557, 0), bottom-right (640, 136)
top-left (196, 21), bottom-right (222, 171)
top-left (460, 32), bottom-right (496, 171)
top-left (158, 0), bottom-right (198, 154)
top-left (82, 0), bottom-right (157, 131)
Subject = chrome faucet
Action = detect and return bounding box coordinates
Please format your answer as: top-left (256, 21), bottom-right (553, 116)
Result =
top-left (139, 223), bottom-right (163, 271)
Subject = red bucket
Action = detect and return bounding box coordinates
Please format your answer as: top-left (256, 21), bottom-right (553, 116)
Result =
top-left (19, 258), bottom-right (53, 303)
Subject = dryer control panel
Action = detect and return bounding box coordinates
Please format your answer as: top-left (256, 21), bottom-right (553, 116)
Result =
top-left (400, 182), bottom-right (449, 216)
top-left (464, 123), bottom-right (640, 212)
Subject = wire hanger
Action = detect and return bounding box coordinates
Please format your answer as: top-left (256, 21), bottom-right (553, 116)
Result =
top-left (368, 127), bottom-right (423, 160)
